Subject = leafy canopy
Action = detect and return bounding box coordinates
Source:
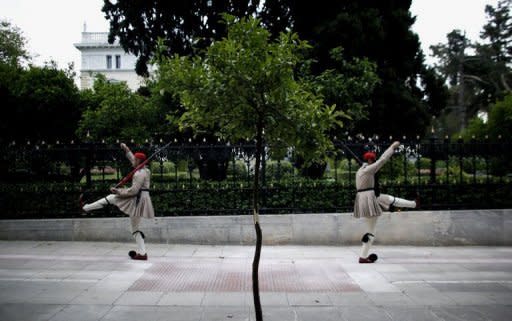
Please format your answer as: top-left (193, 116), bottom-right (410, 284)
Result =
top-left (103, 1), bottom-right (429, 137)
top-left (0, 63), bottom-right (81, 143)
top-left (0, 20), bottom-right (30, 67)
top-left (77, 75), bottom-right (155, 143)
top-left (156, 15), bottom-right (351, 161)
top-left (431, 0), bottom-right (511, 121)
top-left (460, 93), bottom-right (512, 141)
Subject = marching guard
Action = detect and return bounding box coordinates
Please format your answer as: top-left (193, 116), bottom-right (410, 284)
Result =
top-left (354, 141), bottom-right (418, 263)
top-left (82, 143), bottom-right (155, 260)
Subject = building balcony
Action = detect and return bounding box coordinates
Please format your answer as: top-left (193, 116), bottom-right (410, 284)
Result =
top-left (74, 32), bottom-right (120, 48)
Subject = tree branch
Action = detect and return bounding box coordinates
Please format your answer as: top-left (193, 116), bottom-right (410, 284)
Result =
top-left (500, 73), bottom-right (511, 92)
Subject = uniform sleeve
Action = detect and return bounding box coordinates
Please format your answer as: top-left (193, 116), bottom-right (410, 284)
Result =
top-left (126, 151), bottom-right (137, 167)
top-left (116, 170), bottom-right (144, 197)
top-left (360, 144), bottom-right (396, 174)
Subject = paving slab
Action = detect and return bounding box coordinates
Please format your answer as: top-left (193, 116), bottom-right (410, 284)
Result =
top-left (383, 306), bottom-right (441, 321)
top-left (0, 241), bottom-right (511, 321)
top-left (0, 303), bottom-right (64, 321)
top-left (48, 304), bottom-right (112, 321)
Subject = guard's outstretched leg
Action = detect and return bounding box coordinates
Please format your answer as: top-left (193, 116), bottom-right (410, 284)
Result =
top-left (392, 196), bottom-right (417, 209)
top-left (82, 194), bottom-right (115, 213)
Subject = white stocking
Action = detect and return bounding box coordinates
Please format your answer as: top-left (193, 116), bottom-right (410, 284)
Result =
top-left (83, 194), bottom-right (116, 212)
top-left (360, 216), bottom-right (378, 258)
top-left (130, 216), bottom-right (146, 255)
top-left (392, 196), bottom-right (416, 208)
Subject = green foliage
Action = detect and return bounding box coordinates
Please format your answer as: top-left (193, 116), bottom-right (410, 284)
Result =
top-left (459, 117), bottom-right (487, 141)
top-left (0, 20), bottom-right (30, 66)
top-left (150, 161), bottom-right (176, 174)
top-left (289, 1), bottom-right (447, 137)
top-left (156, 16), bottom-right (352, 163)
top-left (459, 94), bottom-right (512, 175)
top-left (461, 157), bottom-right (488, 174)
top-left (378, 157), bottom-right (417, 181)
top-left (103, 1), bottom-right (436, 138)
top-left (265, 160), bottom-right (294, 180)
top-left (227, 160), bottom-right (248, 178)
top-left (3, 178), bottom-right (512, 218)
top-left (77, 75), bottom-right (156, 143)
top-left (102, 0), bottom-right (270, 76)
top-left (487, 94), bottom-right (512, 140)
top-left (118, 179), bottom-right (357, 214)
top-left (480, 0), bottom-right (512, 65)
top-left (148, 85), bottom-right (182, 139)
top-left (460, 94), bottom-right (512, 141)
top-left (303, 47), bottom-right (379, 130)
top-left (430, 30), bottom-right (468, 86)
top-left (431, 0), bottom-right (511, 132)
top-left (0, 63), bottom-right (81, 143)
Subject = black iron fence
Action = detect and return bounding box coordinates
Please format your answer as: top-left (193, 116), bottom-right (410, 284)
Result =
top-left (1, 136), bottom-right (511, 218)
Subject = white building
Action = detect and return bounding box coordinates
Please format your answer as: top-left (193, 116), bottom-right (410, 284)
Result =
top-left (74, 24), bottom-right (146, 91)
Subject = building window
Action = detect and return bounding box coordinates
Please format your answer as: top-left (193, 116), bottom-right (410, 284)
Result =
top-left (106, 55), bottom-right (112, 69)
top-left (115, 55), bottom-right (121, 69)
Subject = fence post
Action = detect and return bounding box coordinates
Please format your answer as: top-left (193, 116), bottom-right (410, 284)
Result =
top-left (471, 136), bottom-right (477, 184)
top-left (458, 136), bottom-right (464, 183)
top-left (429, 134), bottom-right (437, 184)
top-left (85, 142), bottom-right (92, 188)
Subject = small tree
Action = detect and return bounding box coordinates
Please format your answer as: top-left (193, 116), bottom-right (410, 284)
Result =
top-left (155, 15), bottom-right (373, 321)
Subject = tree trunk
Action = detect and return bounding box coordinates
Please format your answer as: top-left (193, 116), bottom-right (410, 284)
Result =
top-left (252, 121), bottom-right (263, 321)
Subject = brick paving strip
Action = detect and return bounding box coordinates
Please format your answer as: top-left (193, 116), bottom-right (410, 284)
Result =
top-left (128, 258), bottom-right (361, 292)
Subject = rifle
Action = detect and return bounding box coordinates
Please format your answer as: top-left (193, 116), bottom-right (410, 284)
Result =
top-left (338, 141), bottom-right (363, 165)
top-left (114, 140), bottom-right (174, 188)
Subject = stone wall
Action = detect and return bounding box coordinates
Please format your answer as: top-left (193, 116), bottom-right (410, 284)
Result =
top-left (1, 210), bottom-right (510, 246)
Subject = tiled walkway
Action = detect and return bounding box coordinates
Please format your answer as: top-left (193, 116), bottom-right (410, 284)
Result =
top-left (0, 241), bottom-right (511, 320)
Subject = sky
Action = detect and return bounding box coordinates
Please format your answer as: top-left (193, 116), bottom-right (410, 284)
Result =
top-left (0, 0), bottom-right (501, 75)
top-left (410, 0), bottom-right (500, 64)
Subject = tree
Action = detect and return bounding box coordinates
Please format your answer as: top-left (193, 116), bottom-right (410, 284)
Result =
top-left (474, 0), bottom-right (512, 96)
top-left (430, 0), bottom-right (511, 133)
top-left (1, 22), bottom-right (80, 143)
top-left (0, 63), bottom-right (21, 143)
top-left (103, 1), bottom-right (437, 137)
top-left (302, 47), bottom-right (379, 133)
top-left (459, 93), bottom-right (512, 175)
top-left (430, 30), bottom-right (474, 131)
top-left (0, 20), bottom-right (30, 66)
top-left (77, 75), bottom-right (155, 143)
top-left (486, 94), bottom-right (512, 141)
top-left (102, 0), bottom-right (303, 75)
top-left (155, 16), bottom-right (357, 321)
top-left (0, 63), bottom-right (82, 143)
top-left (285, 0), bottom-right (447, 137)
top-left (102, 0), bottom-right (263, 76)
top-left (431, 30), bottom-right (470, 86)
top-left (460, 94), bottom-right (512, 140)
top-left (480, 0), bottom-right (512, 65)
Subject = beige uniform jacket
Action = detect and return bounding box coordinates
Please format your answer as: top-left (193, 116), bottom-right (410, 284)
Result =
top-left (353, 145), bottom-right (396, 218)
top-left (111, 151), bottom-right (155, 218)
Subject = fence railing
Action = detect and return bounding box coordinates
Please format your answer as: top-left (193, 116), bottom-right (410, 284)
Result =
top-left (1, 136), bottom-right (511, 218)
